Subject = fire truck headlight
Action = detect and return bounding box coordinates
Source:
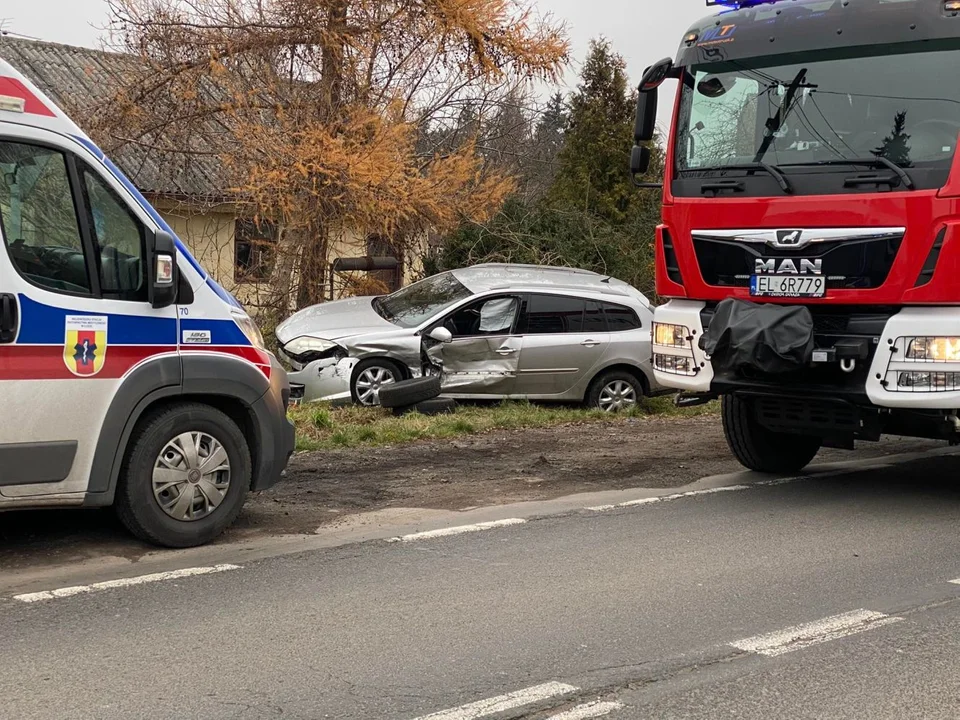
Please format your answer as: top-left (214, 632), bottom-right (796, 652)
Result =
top-left (654, 323), bottom-right (691, 349)
top-left (905, 337), bottom-right (960, 362)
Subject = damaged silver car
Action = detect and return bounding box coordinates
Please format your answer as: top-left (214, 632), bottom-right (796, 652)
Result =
top-left (275, 264), bottom-right (662, 410)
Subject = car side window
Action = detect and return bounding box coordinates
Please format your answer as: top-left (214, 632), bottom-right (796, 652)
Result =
top-left (602, 302), bottom-right (642, 331)
top-left (582, 300), bottom-right (608, 333)
top-left (517, 294), bottom-right (586, 334)
top-left (79, 163), bottom-right (147, 300)
top-left (444, 296), bottom-right (519, 337)
top-left (0, 140), bottom-right (92, 295)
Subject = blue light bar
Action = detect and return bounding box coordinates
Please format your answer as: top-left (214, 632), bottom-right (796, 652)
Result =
top-left (706, 0), bottom-right (774, 7)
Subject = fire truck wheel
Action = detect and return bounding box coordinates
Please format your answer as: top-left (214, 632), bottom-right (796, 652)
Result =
top-left (721, 395), bottom-right (821, 473)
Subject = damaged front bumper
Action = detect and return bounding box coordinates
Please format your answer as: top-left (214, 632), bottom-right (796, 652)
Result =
top-left (287, 356), bottom-right (359, 404)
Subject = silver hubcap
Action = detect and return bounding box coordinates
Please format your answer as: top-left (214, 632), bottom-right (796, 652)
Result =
top-left (152, 432), bottom-right (231, 521)
top-left (598, 380), bottom-right (638, 412)
top-left (355, 366), bottom-right (397, 406)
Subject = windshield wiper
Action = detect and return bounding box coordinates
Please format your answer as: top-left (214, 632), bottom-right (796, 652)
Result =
top-left (721, 162), bottom-right (794, 194)
top-left (808, 156), bottom-right (916, 191)
top-left (753, 68), bottom-right (808, 166)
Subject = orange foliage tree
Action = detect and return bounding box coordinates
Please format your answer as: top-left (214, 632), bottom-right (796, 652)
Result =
top-left (100, 0), bottom-right (569, 317)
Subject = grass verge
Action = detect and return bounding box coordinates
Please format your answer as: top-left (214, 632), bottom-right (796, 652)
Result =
top-left (290, 396), bottom-right (718, 452)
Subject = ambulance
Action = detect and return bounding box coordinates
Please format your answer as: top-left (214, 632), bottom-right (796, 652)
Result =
top-left (0, 58), bottom-right (295, 547)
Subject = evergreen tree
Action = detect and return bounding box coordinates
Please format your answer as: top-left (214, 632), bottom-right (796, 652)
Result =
top-left (548, 39), bottom-right (639, 224)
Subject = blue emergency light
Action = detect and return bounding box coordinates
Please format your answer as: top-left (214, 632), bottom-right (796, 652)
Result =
top-left (706, 0), bottom-right (774, 7)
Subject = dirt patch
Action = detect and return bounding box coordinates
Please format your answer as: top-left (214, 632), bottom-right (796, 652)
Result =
top-left (0, 415), bottom-right (944, 570)
top-left (231, 416), bottom-right (940, 536)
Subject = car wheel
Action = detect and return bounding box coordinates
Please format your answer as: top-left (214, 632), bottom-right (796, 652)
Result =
top-left (379, 375), bottom-right (443, 409)
top-left (722, 395), bottom-right (822, 473)
top-left (352, 359), bottom-right (402, 406)
top-left (114, 402), bottom-right (251, 548)
top-left (587, 370), bottom-right (644, 412)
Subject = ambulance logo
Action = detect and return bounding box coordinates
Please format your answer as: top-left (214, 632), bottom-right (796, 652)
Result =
top-left (64, 315), bottom-right (108, 377)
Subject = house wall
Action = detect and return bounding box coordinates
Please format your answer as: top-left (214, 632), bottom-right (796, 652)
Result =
top-left (151, 198), bottom-right (427, 315)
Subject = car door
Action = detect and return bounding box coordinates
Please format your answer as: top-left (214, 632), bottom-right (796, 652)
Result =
top-left (434, 294), bottom-right (522, 396)
top-left (0, 131), bottom-right (179, 497)
top-left (514, 294), bottom-right (610, 397)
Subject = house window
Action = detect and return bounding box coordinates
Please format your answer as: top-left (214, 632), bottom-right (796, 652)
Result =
top-left (235, 219), bottom-right (277, 282)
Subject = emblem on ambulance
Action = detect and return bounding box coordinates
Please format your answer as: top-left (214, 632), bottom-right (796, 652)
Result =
top-left (64, 315), bottom-right (108, 377)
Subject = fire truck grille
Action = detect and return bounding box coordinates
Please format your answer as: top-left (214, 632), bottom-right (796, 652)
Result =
top-left (692, 232), bottom-right (903, 290)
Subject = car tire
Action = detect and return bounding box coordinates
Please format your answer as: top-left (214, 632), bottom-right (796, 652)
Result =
top-left (391, 396), bottom-right (457, 416)
top-left (351, 359), bottom-right (403, 406)
top-left (722, 394), bottom-right (822, 473)
top-left (114, 402), bottom-right (251, 548)
top-left (587, 370), bottom-right (645, 412)
top-left (379, 375), bottom-right (443, 409)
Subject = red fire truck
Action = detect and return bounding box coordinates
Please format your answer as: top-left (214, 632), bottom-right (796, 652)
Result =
top-left (632, 0), bottom-right (960, 473)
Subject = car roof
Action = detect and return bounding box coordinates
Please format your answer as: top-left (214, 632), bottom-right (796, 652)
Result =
top-left (449, 264), bottom-right (651, 306)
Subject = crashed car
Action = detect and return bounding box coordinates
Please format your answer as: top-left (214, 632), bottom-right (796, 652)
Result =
top-left (275, 263), bottom-right (662, 411)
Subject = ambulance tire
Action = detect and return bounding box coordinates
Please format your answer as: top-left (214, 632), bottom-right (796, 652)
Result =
top-left (722, 394), bottom-right (822, 474)
top-left (115, 402), bottom-right (251, 548)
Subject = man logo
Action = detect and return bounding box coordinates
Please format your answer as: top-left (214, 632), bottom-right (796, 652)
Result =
top-left (776, 230), bottom-right (803, 246)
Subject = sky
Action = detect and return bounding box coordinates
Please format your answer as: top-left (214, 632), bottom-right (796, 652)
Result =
top-left (1, 0), bottom-right (710, 127)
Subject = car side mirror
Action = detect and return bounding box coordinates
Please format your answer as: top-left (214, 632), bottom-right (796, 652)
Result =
top-left (429, 327), bottom-right (453, 343)
top-left (149, 229), bottom-right (179, 309)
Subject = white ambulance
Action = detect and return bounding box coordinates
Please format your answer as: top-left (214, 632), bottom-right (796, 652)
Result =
top-left (0, 58), bottom-right (295, 547)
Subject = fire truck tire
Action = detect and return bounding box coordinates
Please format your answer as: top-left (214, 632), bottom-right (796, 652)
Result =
top-left (721, 395), bottom-right (821, 473)
top-left (115, 402), bottom-right (251, 548)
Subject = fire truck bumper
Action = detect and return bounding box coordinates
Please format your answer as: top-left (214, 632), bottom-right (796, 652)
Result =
top-left (651, 300), bottom-right (714, 393)
top-left (866, 307), bottom-right (960, 410)
top-left (654, 301), bottom-right (960, 411)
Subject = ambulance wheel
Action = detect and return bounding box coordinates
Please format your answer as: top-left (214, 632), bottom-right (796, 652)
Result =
top-left (721, 395), bottom-right (821, 474)
top-left (115, 402), bottom-right (251, 548)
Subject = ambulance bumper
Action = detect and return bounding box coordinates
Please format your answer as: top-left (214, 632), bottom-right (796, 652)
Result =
top-left (251, 354), bottom-right (296, 491)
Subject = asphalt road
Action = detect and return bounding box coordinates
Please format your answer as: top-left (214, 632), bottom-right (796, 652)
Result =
top-left (5, 452), bottom-right (960, 719)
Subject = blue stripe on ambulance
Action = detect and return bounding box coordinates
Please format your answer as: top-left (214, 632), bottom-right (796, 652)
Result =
top-left (16, 295), bottom-right (250, 347)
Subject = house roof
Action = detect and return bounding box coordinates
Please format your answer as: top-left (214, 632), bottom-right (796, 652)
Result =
top-left (0, 36), bottom-right (231, 201)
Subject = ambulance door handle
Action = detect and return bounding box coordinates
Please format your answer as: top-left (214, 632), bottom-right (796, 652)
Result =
top-left (0, 294), bottom-right (17, 344)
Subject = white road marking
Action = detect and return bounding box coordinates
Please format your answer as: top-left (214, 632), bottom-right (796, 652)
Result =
top-left (388, 518), bottom-right (527, 543)
top-left (948, 578), bottom-right (960, 585)
top-left (412, 681), bottom-right (578, 720)
top-left (731, 609), bottom-right (902, 657)
top-left (547, 700), bottom-right (625, 719)
top-left (13, 564), bottom-right (242, 603)
top-left (587, 485), bottom-right (753, 512)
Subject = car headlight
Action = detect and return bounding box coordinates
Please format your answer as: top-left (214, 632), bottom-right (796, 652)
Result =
top-left (653, 323), bottom-right (691, 349)
top-left (232, 311), bottom-right (266, 351)
top-left (282, 336), bottom-right (344, 364)
top-left (905, 337), bottom-right (960, 362)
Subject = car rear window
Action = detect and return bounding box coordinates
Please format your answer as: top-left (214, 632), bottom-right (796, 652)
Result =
top-left (602, 302), bottom-right (642, 331)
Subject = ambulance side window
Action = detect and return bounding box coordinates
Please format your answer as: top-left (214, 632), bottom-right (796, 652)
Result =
top-left (79, 164), bottom-right (146, 301)
top-left (0, 140), bottom-right (92, 295)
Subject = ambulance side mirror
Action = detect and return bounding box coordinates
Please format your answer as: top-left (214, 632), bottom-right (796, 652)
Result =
top-left (149, 230), bottom-right (179, 309)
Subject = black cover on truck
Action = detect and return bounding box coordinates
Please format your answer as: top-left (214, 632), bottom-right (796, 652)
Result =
top-left (702, 299), bottom-right (814, 375)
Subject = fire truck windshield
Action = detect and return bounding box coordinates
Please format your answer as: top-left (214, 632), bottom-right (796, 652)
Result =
top-left (675, 41), bottom-right (960, 193)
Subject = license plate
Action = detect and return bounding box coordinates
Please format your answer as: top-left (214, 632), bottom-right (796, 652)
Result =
top-left (750, 275), bottom-right (826, 298)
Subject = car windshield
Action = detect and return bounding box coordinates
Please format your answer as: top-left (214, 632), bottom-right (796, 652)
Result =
top-left (675, 41), bottom-right (960, 173)
top-left (374, 271), bottom-right (473, 328)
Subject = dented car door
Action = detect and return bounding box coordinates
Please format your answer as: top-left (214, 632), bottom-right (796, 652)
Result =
top-left (432, 295), bottom-right (522, 395)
